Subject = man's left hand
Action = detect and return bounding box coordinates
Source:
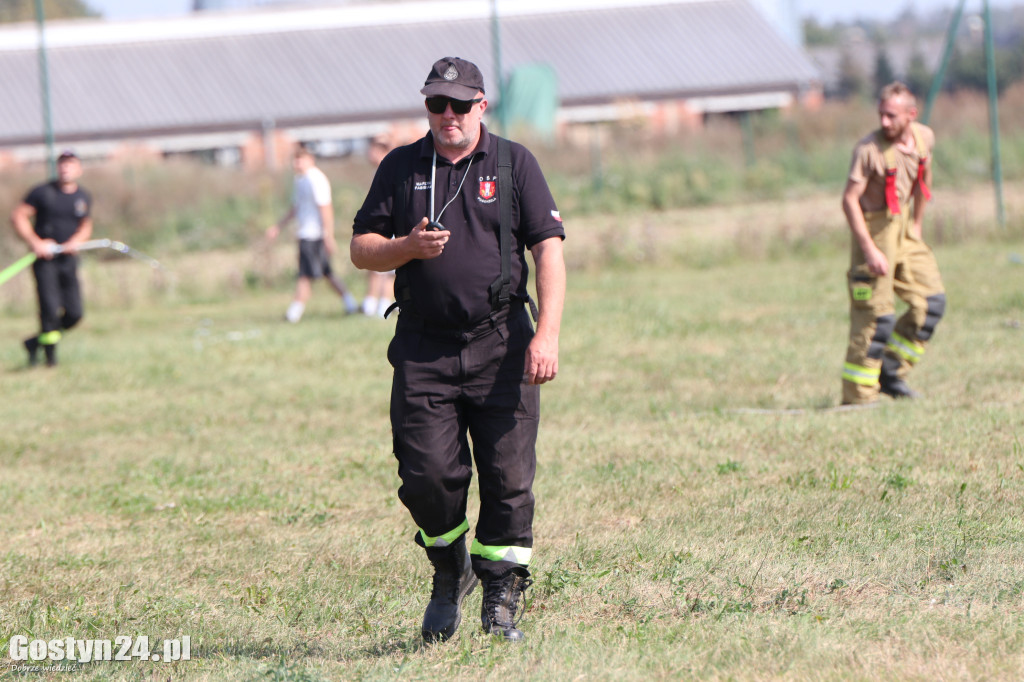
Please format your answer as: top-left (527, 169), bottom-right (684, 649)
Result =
top-left (525, 332), bottom-right (558, 385)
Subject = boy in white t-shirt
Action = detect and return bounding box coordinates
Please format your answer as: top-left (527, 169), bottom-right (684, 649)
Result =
top-left (267, 145), bottom-right (358, 322)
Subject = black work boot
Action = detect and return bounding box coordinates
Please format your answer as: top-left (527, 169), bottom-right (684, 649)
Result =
top-left (880, 355), bottom-right (919, 399)
top-left (481, 567), bottom-right (533, 642)
top-left (23, 336), bottom-right (39, 367)
top-left (421, 535), bottom-right (477, 643)
top-left (880, 377), bottom-right (920, 399)
top-left (43, 343), bottom-right (58, 368)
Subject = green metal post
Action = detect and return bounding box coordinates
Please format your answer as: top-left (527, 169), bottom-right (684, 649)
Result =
top-left (490, 0), bottom-right (507, 135)
top-left (983, 0), bottom-right (1006, 227)
top-left (922, 0), bottom-right (966, 125)
top-left (35, 0), bottom-right (57, 177)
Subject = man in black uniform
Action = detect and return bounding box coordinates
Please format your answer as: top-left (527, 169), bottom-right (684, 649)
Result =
top-left (10, 150), bottom-right (93, 367)
top-left (351, 57), bottom-right (566, 644)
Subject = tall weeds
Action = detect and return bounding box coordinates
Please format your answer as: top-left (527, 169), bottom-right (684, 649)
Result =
top-left (0, 89), bottom-right (1021, 261)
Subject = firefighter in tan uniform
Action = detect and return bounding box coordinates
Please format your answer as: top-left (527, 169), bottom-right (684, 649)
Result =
top-left (841, 82), bottom-right (946, 405)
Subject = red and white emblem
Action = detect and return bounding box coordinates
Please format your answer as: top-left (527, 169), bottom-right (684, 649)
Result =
top-left (479, 181), bottom-right (496, 199)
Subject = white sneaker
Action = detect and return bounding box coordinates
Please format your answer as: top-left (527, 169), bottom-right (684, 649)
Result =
top-left (285, 301), bottom-right (304, 323)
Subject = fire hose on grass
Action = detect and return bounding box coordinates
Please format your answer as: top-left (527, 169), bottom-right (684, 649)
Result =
top-left (0, 239), bottom-right (165, 287)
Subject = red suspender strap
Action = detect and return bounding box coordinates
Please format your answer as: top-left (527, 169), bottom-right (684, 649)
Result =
top-left (885, 168), bottom-right (900, 215)
top-left (879, 131), bottom-right (901, 215)
top-left (915, 157), bottom-right (932, 201)
top-left (911, 123), bottom-right (931, 202)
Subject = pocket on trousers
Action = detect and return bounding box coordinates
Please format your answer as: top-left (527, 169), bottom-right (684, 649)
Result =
top-left (507, 311), bottom-right (535, 357)
top-left (388, 330), bottom-right (428, 369)
top-left (848, 267), bottom-right (875, 306)
top-left (386, 335), bottom-right (398, 368)
top-left (387, 332), bottom-right (413, 368)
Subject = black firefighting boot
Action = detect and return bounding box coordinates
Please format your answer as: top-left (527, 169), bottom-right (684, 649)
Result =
top-left (480, 567), bottom-right (533, 642)
top-left (43, 343), bottom-right (58, 368)
top-left (880, 356), bottom-right (919, 399)
top-left (880, 378), bottom-right (920, 399)
top-left (421, 534), bottom-right (477, 643)
top-left (23, 336), bottom-right (39, 367)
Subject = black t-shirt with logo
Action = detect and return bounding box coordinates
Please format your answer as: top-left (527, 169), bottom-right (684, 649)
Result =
top-left (353, 125), bottom-right (565, 329)
top-left (24, 181), bottom-right (92, 244)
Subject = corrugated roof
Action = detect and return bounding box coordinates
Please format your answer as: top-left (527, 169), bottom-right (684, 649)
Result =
top-left (0, 0), bottom-right (819, 147)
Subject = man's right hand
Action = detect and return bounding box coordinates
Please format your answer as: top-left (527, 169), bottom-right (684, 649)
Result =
top-left (863, 243), bottom-right (888, 276)
top-left (32, 239), bottom-right (58, 260)
top-left (405, 217), bottom-right (450, 260)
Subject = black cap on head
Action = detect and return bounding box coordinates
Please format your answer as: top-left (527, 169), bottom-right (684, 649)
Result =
top-left (421, 57), bottom-right (485, 100)
top-left (56, 149), bottom-right (78, 162)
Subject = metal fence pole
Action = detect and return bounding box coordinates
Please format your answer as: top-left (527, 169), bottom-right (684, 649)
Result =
top-left (490, 0), bottom-right (507, 135)
top-left (983, 0), bottom-right (1007, 227)
top-left (35, 0), bottom-right (56, 176)
top-left (921, 0), bottom-right (966, 125)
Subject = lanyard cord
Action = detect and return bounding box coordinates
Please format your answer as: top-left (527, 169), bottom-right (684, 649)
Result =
top-left (430, 148), bottom-right (475, 225)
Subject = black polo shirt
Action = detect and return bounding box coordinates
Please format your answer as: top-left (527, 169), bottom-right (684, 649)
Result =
top-left (23, 181), bottom-right (91, 244)
top-left (353, 125), bottom-right (564, 329)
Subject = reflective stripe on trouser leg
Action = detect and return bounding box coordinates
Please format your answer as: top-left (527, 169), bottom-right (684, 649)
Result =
top-left (887, 331), bottom-right (925, 365)
top-left (419, 518), bottom-right (470, 549)
top-left (842, 362), bottom-right (880, 386)
top-left (470, 539), bottom-right (532, 567)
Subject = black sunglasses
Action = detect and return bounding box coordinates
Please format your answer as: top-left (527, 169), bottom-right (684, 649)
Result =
top-left (425, 96), bottom-right (482, 115)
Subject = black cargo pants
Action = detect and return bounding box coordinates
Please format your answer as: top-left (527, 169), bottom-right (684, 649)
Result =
top-left (388, 302), bottom-right (539, 581)
top-left (32, 254), bottom-right (83, 334)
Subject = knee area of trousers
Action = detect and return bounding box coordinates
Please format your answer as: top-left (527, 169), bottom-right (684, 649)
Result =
top-left (867, 314), bottom-right (895, 359)
top-left (399, 466), bottom-right (469, 499)
top-left (919, 293), bottom-right (946, 340)
top-left (62, 312), bottom-right (83, 329)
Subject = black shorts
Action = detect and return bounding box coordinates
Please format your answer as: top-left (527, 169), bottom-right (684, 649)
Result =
top-left (297, 239), bottom-right (332, 279)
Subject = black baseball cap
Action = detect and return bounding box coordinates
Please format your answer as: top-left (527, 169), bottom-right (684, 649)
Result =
top-left (420, 57), bottom-right (485, 100)
top-left (56, 149), bottom-right (78, 162)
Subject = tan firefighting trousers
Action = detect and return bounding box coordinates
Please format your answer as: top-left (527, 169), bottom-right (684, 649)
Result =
top-left (842, 210), bottom-right (946, 404)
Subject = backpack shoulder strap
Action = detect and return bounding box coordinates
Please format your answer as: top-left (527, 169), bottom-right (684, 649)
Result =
top-left (385, 174), bottom-right (412, 318)
top-left (488, 136), bottom-right (513, 310)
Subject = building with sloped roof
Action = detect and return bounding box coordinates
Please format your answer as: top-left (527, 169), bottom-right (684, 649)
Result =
top-left (0, 0), bottom-right (820, 167)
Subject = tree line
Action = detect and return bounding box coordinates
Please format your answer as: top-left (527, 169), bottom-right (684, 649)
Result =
top-left (836, 41), bottom-right (1024, 101)
top-left (805, 9), bottom-right (1024, 100)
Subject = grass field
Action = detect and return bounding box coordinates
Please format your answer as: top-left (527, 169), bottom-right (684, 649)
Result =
top-left (2, 189), bottom-right (1024, 680)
